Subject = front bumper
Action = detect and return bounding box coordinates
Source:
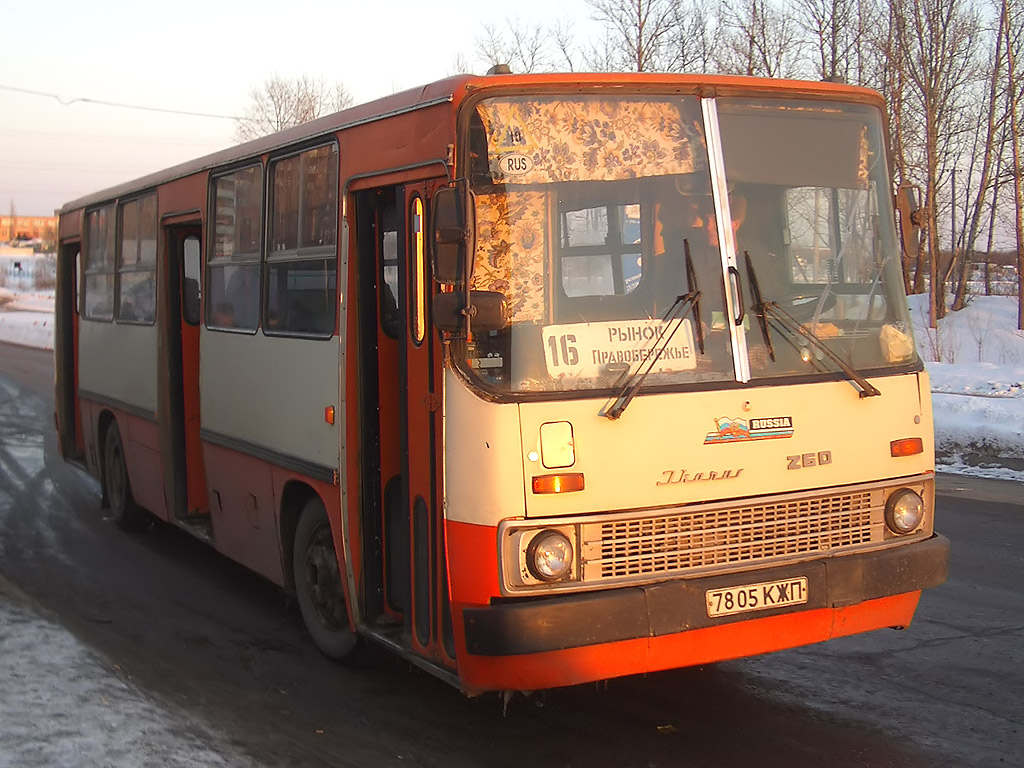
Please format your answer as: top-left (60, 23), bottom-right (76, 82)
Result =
top-left (464, 534), bottom-right (949, 656)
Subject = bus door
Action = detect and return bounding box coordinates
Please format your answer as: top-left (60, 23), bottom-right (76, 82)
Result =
top-left (54, 240), bottom-right (83, 462)
top-left (158, 222), bottom-right (208, 524)
top-left (354, 181), bottom-right (453, 667)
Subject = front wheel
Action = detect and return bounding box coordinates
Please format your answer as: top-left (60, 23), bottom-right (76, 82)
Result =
top-left (103, 421), bottom-right (148, 532)
top-left (293, 497), bottom-right (360, 660)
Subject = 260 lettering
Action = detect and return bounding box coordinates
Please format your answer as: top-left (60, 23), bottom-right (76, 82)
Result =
top-left (787, 450), bottom-right (832, 470)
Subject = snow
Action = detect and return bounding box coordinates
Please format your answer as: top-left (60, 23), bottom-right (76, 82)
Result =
top-left (0, 579), bottom-right (257, 768)
top-left (908, 293), bottom-right (1024, 480)
top-left (0, 288), bottom-right (256, 767)
top-left (0, 284), bottom-right (1021, 766)
top-left (0, 288), bottom-right (54, 350)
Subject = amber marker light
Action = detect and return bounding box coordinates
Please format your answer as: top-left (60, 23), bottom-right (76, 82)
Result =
top-left (890, 437), bottom-right (923, 457)
top-left (532, 473), bottom-right (585, 494)
top-left (324, 406), bottom-right (336, 425)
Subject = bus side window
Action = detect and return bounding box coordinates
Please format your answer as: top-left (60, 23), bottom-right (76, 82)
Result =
top-left (209, 165), bottom-right (263, 332)
top-left (265, 144), bottom-right (338, 337)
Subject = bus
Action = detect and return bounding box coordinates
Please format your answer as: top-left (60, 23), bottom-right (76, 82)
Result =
top-left (55, 72), bottom-right (949, 696)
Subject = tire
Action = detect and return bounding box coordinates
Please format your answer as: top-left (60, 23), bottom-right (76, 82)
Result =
top-left (293, 496), bottom-right (360, 660)
top-left (103, 421), bottom-right (148, 532)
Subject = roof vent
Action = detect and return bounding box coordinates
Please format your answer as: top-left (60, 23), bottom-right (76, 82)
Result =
top-left (487, 64), bottom-right (513, 75)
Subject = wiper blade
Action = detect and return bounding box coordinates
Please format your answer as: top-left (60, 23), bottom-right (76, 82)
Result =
top-left (746, 251), bottom-right (881, 399)
top-left (744, 251), bottom-right (775, 362)
top-left (685, 239), bottom-right (706, 356)
top-left (604, 242), bottom-right (705, 420)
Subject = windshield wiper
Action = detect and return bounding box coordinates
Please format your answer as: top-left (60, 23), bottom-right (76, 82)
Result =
top-left (604, 242), bottom-right (705, 420)
top-left (745, 251), bottom-right (881, 399)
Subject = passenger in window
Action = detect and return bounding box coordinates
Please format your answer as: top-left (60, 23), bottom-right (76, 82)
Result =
top-left (654, 180), bottom-right (738, 370)
top-left (381, 279), bottom-right (399, 336)
top-left (212, 301), bottom-right (236, 328)
top-left (655, 193), bottom-right (723, 302)
top-left (702, 193), bottom-right (747, 248)
top-left (225, 267), bottom-right (258, 329)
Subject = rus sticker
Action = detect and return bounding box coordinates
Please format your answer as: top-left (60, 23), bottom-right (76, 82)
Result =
top-left (497, 153), bottom-right (534, 176)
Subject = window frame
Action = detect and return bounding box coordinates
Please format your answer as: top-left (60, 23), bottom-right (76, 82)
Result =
top-left (264, 142), bottom-right (340, 339)
top-left (207, 163), bottom-right (265, 333)
top-left (82, 204), bottom-right (116, 322)
top-left (116, 192), bottom-right (158, 325)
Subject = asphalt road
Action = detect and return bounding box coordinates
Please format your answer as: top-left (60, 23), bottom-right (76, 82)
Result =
top-left (1, 343), bottom-right (1020, 767)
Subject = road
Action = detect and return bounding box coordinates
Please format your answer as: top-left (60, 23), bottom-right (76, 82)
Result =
top-left (1, 343), bottom-right (1020, 767)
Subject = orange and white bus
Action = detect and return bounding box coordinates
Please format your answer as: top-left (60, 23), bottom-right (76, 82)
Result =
top-left (55, 72), bottom-right (948, 695)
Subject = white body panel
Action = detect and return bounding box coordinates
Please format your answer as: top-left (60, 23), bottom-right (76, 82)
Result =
top-left (78, 321), bottom-right (158, 414)
top-left (200, 331), bottom-right (340, 468)
top-left (444, 369), bottom-right (933, 525)
top-left (444, 368), bottom-right (527, 526)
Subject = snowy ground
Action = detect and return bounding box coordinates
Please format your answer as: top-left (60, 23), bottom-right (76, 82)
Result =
top-left (1, 284), bottom-right (1021, 767)
top-left (0, 578), bottom-right (258, 768)
top-left (1, 287), bottom-right (259, 767)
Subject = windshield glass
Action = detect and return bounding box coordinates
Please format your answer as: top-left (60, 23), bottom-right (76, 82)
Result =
top-left (719, 98), bottom-right (916, 380)
top-left (456, 93), bottom-right (916, 397)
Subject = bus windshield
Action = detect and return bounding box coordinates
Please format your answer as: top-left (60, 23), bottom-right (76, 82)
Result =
top-left (459, 93), bottom-right (916, 396)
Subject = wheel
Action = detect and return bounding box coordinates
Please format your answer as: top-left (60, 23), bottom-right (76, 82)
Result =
top-left (102, 421), bottom-right (148, 532)
top-left (293, 497), bottom-right (360, 660)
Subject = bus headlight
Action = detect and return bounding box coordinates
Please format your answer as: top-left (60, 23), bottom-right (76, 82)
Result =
top-left (885, 488), bottom-right (925, 534)
top-left (526, 529), bottom-right (574, 582)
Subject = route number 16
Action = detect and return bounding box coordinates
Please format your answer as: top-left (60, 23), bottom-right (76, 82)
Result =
top-left (547, 334), bottom-right (579, 367)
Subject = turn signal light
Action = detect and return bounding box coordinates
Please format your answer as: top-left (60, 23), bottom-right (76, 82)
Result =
top-left (890, 437), bottom-right (923, 457)
top-left (532, 473), bottom-right (585, 494)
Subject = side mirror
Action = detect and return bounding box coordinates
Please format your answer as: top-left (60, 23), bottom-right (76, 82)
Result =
top-left (895, 185), bottom-right (922, 257)
top-left (431, 184), bottom-right (475, 285)
top-left (433, 290), bottom-right (508, 334)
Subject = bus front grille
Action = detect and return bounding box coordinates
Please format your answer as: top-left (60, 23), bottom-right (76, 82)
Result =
top-left (580, 488), bottom-right (884, 582)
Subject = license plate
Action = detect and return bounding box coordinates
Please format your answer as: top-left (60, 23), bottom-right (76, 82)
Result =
top-left (706, 576), bottom-right (809, 618)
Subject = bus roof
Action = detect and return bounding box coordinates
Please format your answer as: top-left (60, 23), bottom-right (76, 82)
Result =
top-left (59, 72), bottom-right (883, 215)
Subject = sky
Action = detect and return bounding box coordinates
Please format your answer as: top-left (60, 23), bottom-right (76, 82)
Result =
top-left (1, 0), bottom-right (596, 217)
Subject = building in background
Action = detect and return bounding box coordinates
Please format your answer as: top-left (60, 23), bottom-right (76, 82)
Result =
top-left (1, 215), bottom-right (58, 248)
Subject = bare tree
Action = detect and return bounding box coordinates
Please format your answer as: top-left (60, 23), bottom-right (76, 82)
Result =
top-left (717, 0), bottom-right (802, 78)
top-left (476, 19), bottom-right (552, 73)
top-left (447, 52), bottom-right (475, 77)
top-left (235, 75), bottom-right (354, 142)
top-left (586, 0), bottom-right (680, 72)
top-left (890, 0), bottom-right (982, 327)
top-left (668, 0), bottom-right (721, 73)
top-left (949, 5), bottom-right (1007, 311)
top-left (1002, 0), bottom-right (1024, 328)
top-left (794, 0), bottom-right (875, 83)
top-left (551, 20), bottom-right (582, 72)
top-left (866, 0), bottom-right (923, 293)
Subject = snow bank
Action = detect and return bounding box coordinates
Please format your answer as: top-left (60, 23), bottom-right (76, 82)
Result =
top-left (908, 294), bottom-right (1024, 480)
top-left (0, 288), bottom-right (54, 350)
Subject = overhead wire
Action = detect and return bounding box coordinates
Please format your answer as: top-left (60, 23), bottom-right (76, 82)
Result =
top-left (0, 83), bottom-right (240, 121)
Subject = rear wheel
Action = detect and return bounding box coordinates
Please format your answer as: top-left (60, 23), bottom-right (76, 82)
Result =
top-left (293, 496), bottom-right (359, 660)
top-left (103, 421), bottom-right (147, 532)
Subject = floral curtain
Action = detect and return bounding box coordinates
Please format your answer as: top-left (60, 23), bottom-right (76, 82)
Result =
top-left (476, 97), bottom-right (705, 185)
top-left (471, 191), bottom-right (547, 322)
